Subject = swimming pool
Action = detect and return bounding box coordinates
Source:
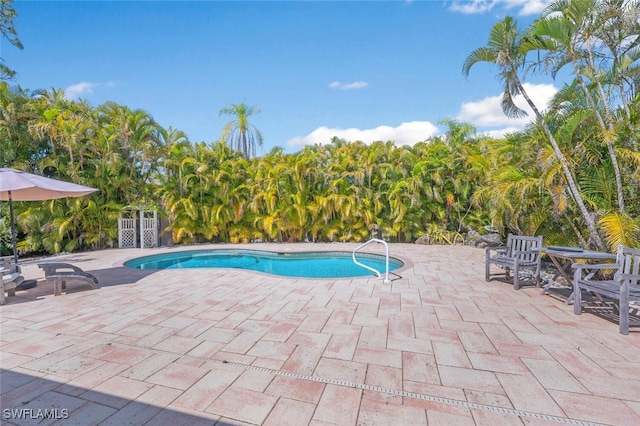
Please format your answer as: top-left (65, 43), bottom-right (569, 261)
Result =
top-left (124, 249), bottom-right (403, 279)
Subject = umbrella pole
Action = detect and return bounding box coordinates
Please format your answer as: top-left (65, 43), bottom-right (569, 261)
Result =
top-left (8, 190), bottom-right (18, 266)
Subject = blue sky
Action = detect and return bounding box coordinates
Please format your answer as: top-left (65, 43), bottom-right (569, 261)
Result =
top-left (4, 0), bottom-right (559, 154)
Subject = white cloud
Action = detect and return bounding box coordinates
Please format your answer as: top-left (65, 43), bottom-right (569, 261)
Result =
top-left (329, 81), bottom-right (369, 90)
top-left (64, 81), bottom-right (116, 100)
top-left (457, 82), bottom-right (558, 131)
top-left (449, 0), bottom-right (494, 15)
top-left (481, 127), bottom-right (522, 139)
top-left (287, 121), bottom-right (438, 148)
top-left (516, 0), bottom-right (550, 16)
top-left (449, 0), bottom-right (550, 16)
top-left (64, 81), bottom-right (99, 99)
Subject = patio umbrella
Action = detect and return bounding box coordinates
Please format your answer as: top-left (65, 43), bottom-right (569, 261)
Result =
top-left (0, 167), bottom-right (97, 265)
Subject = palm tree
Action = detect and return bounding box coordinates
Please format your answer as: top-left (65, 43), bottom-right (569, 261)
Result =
top-left (219, 103), bottom-right (263, 158)
top-left (0, 0), bottom-right (24, 81)
top-left (463, 16), bottom-right (605, 250)
top-left (524, 0), bottom-right (627, 212)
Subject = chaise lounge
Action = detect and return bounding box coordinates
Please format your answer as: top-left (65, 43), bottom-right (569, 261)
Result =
top-left (37, 262), bottom-right (99, 296)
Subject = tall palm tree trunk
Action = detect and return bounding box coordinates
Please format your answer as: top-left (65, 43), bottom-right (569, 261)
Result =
top-left (515, 76), bottom-right (605, 249)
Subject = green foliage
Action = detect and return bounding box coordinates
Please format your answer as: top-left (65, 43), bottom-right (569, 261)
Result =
top-left (0, 0), bottom-right (23, 81)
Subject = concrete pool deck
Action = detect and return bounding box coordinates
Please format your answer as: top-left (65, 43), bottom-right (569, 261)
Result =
top-left (1, 243), bottom-right (639, 425)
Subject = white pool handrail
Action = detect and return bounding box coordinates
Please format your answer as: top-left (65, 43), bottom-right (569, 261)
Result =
top-left (352, 238), bottom-right (390, 284)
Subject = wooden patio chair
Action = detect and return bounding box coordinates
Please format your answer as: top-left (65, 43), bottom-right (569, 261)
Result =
top-left (485, 233), bottom-right (543, 290)
top-left (573, 245), bottom-right (640, 335)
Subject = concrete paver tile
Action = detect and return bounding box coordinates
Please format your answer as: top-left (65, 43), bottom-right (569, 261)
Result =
top-left (352, 304), bottom-right (387, 327)
top-left (496, 372), bottom-right (565, 417)
top-left (1, 337), bottom-right (73, 359)
top-left (55, 361), bottom-right (130, 397)
top-left (146, 404), bottom-right (220, 426)
top-left (199, 326), bottom-right (242, 344)
top-left (187, 340), bottom-right (225, 358)
top-left (281, 345), bottom-right (324, 375)
top-left (414, 327), bottom-right (459, 343)
top-left (211, 351), bottom-right (257, 366)
top-left (206, 386), bottom-right (279, 425)
top-left (323, 332), bottom-right (359, 360)
top-left (286, 330), bottom-right (331, 349)
top-left (263, 321), bottom-right (298, 342)
top-left (152, 335), bottom-right (203, 355)
top-left (1, 377), bottom-right (62, 409)
top-left (222, 331), bottom-right (265, 354)
top-left (549, 389), bottom-right (640, 425)
top-left (176, 319), bottom-right (218, 338)
top-left (53, 401), bottom-right (117, 426)
top-left (0, 368), bottom-right (39, 393)
top-left (438, 365), bottom-right (504, 395)
top-left (265, 375), bottom-right (326, 403)
top-left (236, 319), bottom-right (274, 333)
top-left (81, 375), bottom-right (154, 409)
top-left (494, 342), bottom-right (553, 360)
top-left (12, 389), bottom-right (86, 425)
top-left (246, 340), bottom-right (297, 361)
top-left (389, 315), bottom-right (416, 338)
top-left (98, 400), bottom-right (163, 426)
top-left (99, 347), bottom-right (151, 365)
top-left (468, 352), bottom-right (530, 375)
top-left (479, 323), bottom-right (521, 345)
top-left (470, 409), bottom-right (526, 426)
top-left (251, 355), bottom-right (286, 371)
top-left (216, 311), bottom-right (252, 329)
top-left (314, 357), bottom-right (367, 384)
top-left (232, 369), bottom-right (275, 392)
top-left (157, 315), bottom-right (198, 330)
top-left (577, 373), bottom-right (640, 401)
top-left (120, 353), bottom-right (179, 381)
top-left (387, 335), bottom-right (433, 354)
top-left (357, 396), bottom-right (427, 425)
top-left (545, 346), bottom-right (610, 377)
top-left (458, 330), bottom-right (499, 354)
top-left (521, 358), bottom-right (589, 393)
top-left (263, 397), bottom-right (316, 426)
top-left (145, 362), bottom-right (210, 391)
top-left (173, 367), bottom-right (242, 411)
top-left (433, 341), bottom-right (472, 368)
top-left (365, 364), bottom-right (402, 389)
top-left (402, 351), bottom-right (440, 385)
top-left (111, 323), bottom-right (160, 339)
top-left (358, 325), bottom-right (388, 348)
top-left (298, 312), bottom-right (331, 332)
top-left (313, 384), bottom-right (362, 426)
top-left (133, 327), bottom-right (177, 348)
top-left (353, 346), bottom-right (402, 368)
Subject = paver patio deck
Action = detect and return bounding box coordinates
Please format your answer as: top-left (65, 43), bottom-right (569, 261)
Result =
top-left (1, 243), bottom-right (640, 425)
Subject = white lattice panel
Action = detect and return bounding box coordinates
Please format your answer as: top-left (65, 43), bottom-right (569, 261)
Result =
top-left (118, 218), bottom-right (137, 248)
top-left (140, 211), bottom-right (157, 248)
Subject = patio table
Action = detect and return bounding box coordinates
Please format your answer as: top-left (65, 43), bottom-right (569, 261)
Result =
top-left (540, 246), bottom-right (616, 304)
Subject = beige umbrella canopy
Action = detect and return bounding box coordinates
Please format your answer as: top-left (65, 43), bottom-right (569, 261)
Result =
top-left (0, 167), bottom-right (97, 264)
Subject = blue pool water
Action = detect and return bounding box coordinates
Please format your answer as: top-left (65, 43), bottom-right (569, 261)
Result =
top-left (124, 249), bottom-right (403, 279)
